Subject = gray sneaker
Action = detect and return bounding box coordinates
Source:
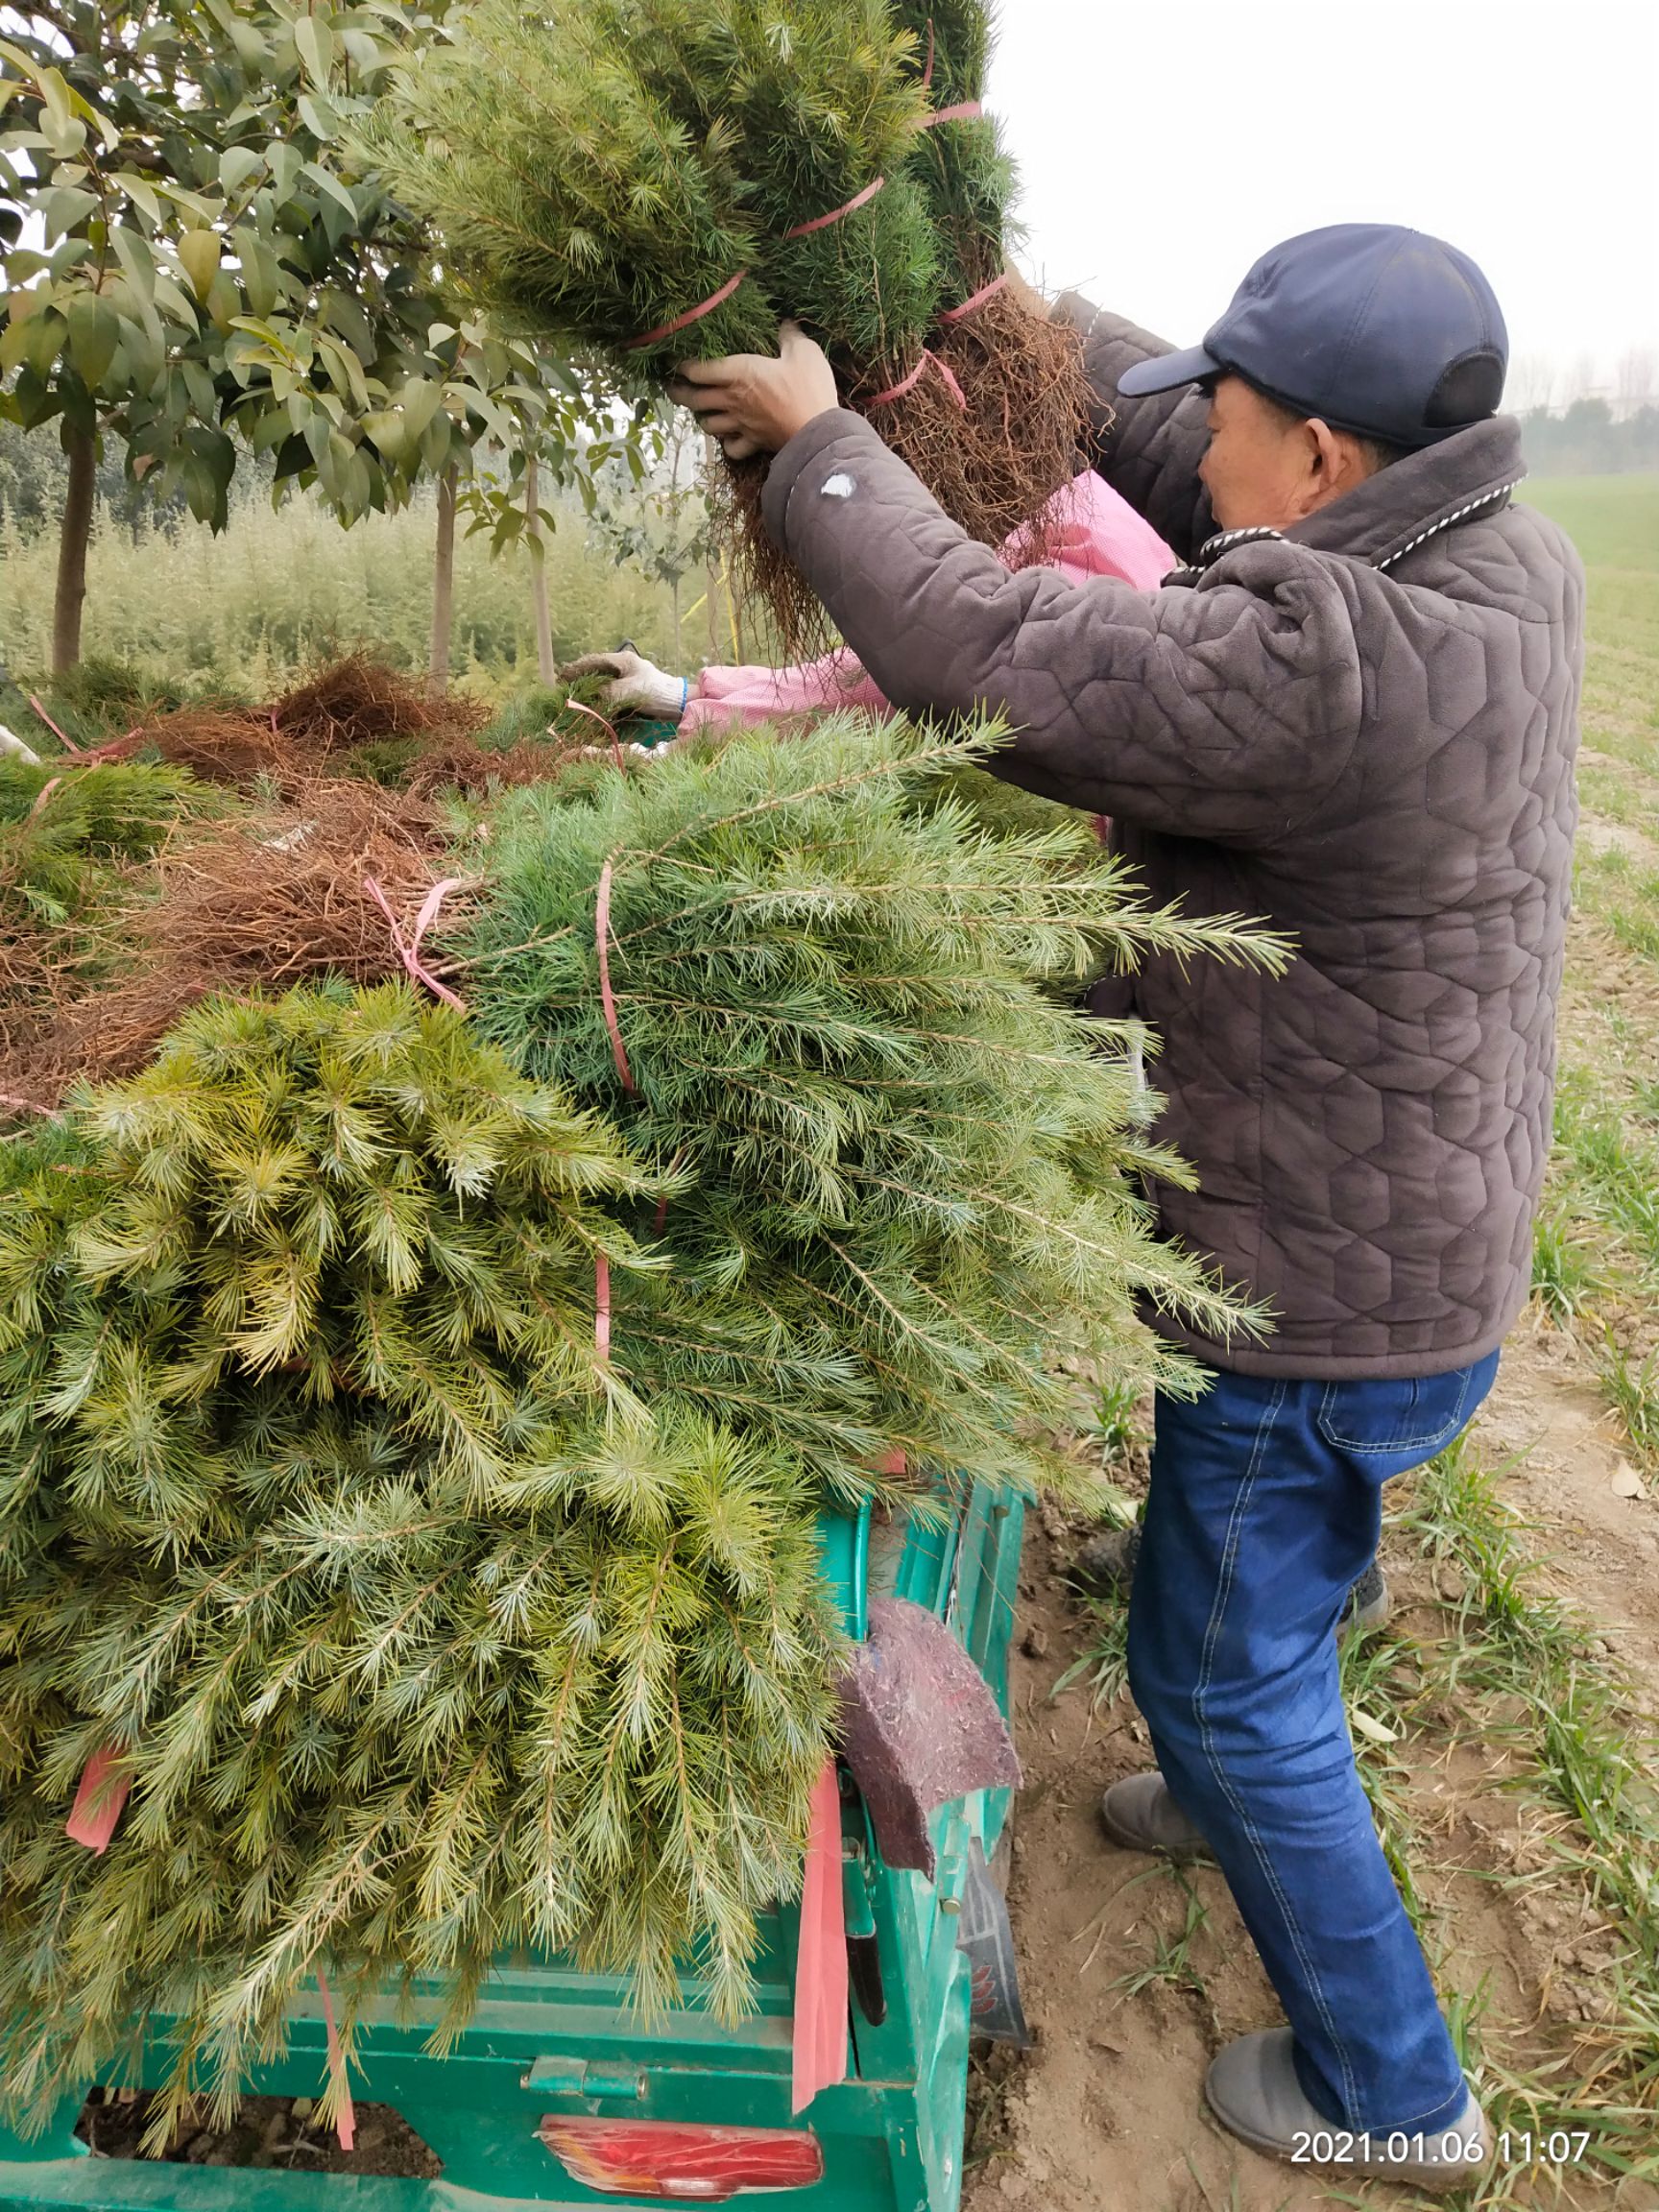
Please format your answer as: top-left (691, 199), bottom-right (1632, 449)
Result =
top-left (1205, 2028), bottom-right (1486, 2192)
top-left (1071, 1526), bottom-right (1391, 1639)
top-left (1098, 1772), bottom-right (1212, 1863)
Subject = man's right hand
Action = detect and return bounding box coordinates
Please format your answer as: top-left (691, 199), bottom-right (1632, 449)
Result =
top-left (559, 647), bottom-right (689, 721)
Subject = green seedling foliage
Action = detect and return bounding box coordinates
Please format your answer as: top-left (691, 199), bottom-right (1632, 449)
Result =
top-left (0, 981), bottom-right (844, 2135)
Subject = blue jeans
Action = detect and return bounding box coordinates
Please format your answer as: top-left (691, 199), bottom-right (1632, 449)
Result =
top-left (1126, 1353), bottom-right (1498, 2133)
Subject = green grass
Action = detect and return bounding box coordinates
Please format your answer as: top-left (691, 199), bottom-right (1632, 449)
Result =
top-left (1511, 479), bottom-right (1659, 1479)
top-left (0, 487), bottom-right (681, 695)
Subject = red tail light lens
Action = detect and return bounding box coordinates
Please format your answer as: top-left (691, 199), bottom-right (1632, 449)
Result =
top-left (537, 2117), bottom-right (824, 2200)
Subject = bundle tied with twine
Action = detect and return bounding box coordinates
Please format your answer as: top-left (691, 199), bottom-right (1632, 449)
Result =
top-left (375, 0), bottom-right (1091, 647)
top-left (0, 983), bottom-right (839, 2140)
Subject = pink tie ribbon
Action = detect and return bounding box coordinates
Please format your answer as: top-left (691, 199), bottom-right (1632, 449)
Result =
top-left (363, 876), bottom-right (468, 1012)
top-left (913, 99), bottom-right (983, 128)
top-left (66, 1744), bottom-right (131, 1853)
top-left (939, 272), bottom-right (1009, 325)
top-left (791, 1758), bottom-right (850, 2112)
top-left (316, 1971), bottom-right (357, 2151)
top-left (628, 269), bottom-right (751, 351)
top-left (866, 348), bottom-right (968, 412)
top-left (594, 859), bottom-right (637, 1096)
top-left (784, 176), bottom-right (886, 240)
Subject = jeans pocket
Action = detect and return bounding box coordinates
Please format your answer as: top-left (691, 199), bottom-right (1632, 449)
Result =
top-left (1315, 1366), bottom-right (1478, 1458)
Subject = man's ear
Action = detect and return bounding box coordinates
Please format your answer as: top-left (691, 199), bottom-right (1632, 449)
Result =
top-left (1297, 419), bottom-right (1359, 517)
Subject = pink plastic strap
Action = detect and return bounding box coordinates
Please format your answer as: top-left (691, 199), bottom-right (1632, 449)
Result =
top-left (939, 272), bottom-right (1008, 325)
top-left (66, 1745), bottom-right (131, 1853)
top-left (565, 697), bottom-right (626, 771)
top-left (627, 269), bottom-right (749, 351)
top-left (28, 774), bottom-right (63, 819)
top-left (595, 1250), bottom-right (613, 1361)
top-left (913, 99), bottom-right (983, 129)
top-left (877, 1448), bottom-right (907, 1478)
top-left (866, 348), bottom-right (967, 411)
top-left (921, 16), bottom-right (935, 89)
top-left (363, 876), bottom-right (468, 1012)
top-left (784, 176), bottom-right (886, 240)
top-left (791, 1758), bottom-right (850, 2113)
top-left (27, 692), bottom-right (78, 753)
top-left (594, 860), bottom-right (637, 1096)
top-left (24, 697), bottom-right (141, 766)
top-left (315, 1972), bottom-right (356, 2152)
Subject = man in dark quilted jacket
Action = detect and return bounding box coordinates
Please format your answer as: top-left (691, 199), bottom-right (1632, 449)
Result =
top-left (676, 226), bottom-right (1583, 2189)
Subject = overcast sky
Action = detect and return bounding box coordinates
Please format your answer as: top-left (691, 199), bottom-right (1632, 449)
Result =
top-left (989, 0), bottom-right (1659, 405)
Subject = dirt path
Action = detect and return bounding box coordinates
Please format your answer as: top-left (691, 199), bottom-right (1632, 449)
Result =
top-left (961, 1335), bottom-right (1659, 2212)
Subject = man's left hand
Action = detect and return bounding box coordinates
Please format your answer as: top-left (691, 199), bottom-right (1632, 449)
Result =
top-left (669, 321), bottom-right (839, 459)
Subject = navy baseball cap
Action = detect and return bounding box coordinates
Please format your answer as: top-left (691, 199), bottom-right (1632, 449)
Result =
top-left (1118, 223), bottom-right (1508, 448)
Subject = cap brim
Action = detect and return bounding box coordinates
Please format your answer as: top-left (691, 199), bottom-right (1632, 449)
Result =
top-left (1115, 346), bottom-right (1222, 397)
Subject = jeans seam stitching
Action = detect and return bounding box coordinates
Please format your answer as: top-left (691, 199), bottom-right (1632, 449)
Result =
top-left (1190, 1380), bottom-right (1365, 2125)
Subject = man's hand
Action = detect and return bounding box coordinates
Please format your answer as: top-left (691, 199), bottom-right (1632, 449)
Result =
top-left (669, 321), bottom-right (839, 459)
top-left (559, 647), bottom-right (688, 721)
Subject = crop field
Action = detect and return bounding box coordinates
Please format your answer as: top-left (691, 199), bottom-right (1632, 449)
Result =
top-left (967, 474), bottom-right (1659, 2212)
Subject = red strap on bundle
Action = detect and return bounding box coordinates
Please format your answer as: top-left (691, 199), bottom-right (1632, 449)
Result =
top-left (913, 99), bottom-right (983, 128)
top-left (784, 176), bottom-right (886, 240)
top-left (26, 694), bottom-right (143, 766)
top-left (66, 1744), bottom-right (131, 1853)
top-left (316, 1972), bottom-right (356, 2151)
top-left (364, 877), bottom-right (468, 1012)
top-left (939, 272), bottom-right (1008, 325)
top-left (866, 348), bottom-right (967, 411)
top-left (791, 1758), bottom-right (850, 2112)
top-left (627, 269), bottom-right (750, 351)
top-left (595, 859), bottom-right (637, 1096)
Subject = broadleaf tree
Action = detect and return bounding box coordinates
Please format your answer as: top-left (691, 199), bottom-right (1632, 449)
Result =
top-left (0, 3), bottom-right (635, 673)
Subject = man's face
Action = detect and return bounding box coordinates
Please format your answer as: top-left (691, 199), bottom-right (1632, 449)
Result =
top-left (1196, 375), bottom-right (1324, 534)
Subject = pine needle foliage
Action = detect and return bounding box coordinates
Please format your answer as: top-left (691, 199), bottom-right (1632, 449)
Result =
top-left (0, 983), bottom-right (843, 2135)
top-left (373, 0), bottom-right (781, 381)
top-left (895, 0), bottom-right (1012, 295)
top-left (376, 0), bottom-right (937, 384)
top-left (0, 759), bottom-right (211, 928)
top-left (456, 714), bottom-right (1288, 1505)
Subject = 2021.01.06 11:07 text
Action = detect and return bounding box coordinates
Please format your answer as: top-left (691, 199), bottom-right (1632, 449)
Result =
top-left (1291, 2130), bottom-right (1593, 2166)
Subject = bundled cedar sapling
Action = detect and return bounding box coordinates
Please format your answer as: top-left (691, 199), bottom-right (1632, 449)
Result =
top-left (696, 0), bottom-right (942, 637)
top-left (371, 0), bottom-right (778, 373)
top-left (893, 0), bottom-right (1094, 558)
top-left (374, 0), bottom-right (1078, 641)
top-left (0, 985), bottom-right (841, 2137)
top-left (454, 714), bottom-right (1286, 1503)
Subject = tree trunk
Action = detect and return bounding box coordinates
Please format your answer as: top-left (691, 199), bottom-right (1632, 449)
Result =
top-left (669, 574), bottom-right (682, 657)
top-left (426, 465), bottom-right (458, 701)
top-left (52, 421), bottom-right (96, 677)
top-left (525, 452), bottom-right (555, 685)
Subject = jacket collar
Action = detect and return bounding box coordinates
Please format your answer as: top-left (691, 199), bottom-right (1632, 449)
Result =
top-left (1186, 415), bottom-right (1527, 576)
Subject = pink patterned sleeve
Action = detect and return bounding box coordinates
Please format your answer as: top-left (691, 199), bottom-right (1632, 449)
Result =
top-left (681, 471), bottom-right (1174, 733)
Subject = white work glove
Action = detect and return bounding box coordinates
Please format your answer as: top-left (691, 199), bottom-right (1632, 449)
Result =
top-left (0, 724), bottom-right (41, 764)
top-left (559, 644), bottom-right (689, 722)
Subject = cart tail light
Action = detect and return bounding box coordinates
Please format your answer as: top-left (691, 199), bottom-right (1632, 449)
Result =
top-left (538, 2117), bottom-right (824, 2200)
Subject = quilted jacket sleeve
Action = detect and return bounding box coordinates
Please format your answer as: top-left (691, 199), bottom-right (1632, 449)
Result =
top-left (761, 411), bottom-right (1365, 849)
top-left (1052, 292), bottom-right (1215, 563)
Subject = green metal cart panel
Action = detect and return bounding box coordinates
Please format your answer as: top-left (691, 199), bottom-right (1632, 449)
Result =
top-left (0, 1483), bottom-right (1026, 2212)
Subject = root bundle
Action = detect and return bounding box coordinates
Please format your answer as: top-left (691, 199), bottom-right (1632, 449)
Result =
top-left (3, 780), bottom-right (466, 1111)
